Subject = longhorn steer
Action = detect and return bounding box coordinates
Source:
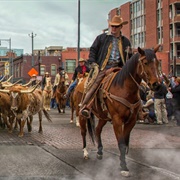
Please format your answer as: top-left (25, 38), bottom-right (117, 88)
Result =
top-left (0, 85), bottom-right (52, 137)
top-left (0, 92), bottom-right (16, 132)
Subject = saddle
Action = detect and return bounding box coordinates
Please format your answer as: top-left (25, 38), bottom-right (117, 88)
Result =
top-left (93, 67), bottom-right (121, 120)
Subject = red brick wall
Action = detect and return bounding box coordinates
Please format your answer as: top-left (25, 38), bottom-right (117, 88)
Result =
top-left (146, 0), bottom-right (158, 48)
top-left (120, 2), bottom-right (131, 38)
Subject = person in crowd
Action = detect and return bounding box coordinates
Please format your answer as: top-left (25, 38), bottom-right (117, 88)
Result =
top-left (66, 58), bottom-right (90, 99)
top-left (79, 15), bottom-right (132, 118)
top-left (143, 91), bottom-right (156, 124)
top-left (170, 75), bottom-right (177, 88)
top-left (53, 67), bottom-right (69, 95)
top-left (170, 77), bottom-right (180, 126)
top-left (42, 72), bottom-right (50, 90)
top-left (154, 79), bottom-right (169, 125)
top-left (137, 81), bottom-right (150, 123)
top-left (31, 74), bottom-right (38, 86)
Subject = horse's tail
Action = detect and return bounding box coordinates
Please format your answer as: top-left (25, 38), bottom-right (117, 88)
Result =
top-left (43, 109), bottom-right (52, 122)
top-left (87, 113), bottom-right (96, 145)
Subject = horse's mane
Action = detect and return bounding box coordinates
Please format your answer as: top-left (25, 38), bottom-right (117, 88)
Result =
top-left (113, 48), bottom-right (157, 87)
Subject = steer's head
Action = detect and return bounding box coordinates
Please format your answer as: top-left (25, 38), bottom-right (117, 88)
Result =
top-left (0, 82), bottom-right (40, 112)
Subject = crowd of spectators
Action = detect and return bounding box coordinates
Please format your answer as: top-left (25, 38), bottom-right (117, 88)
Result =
top-left (138, 74), bottom-right (180, 126)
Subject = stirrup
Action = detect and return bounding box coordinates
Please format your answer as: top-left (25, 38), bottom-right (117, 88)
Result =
top-left (81, 109), bottom-right (90, 118)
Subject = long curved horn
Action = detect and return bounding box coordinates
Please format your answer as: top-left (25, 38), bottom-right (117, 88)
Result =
top-left (5, 75), bottom-right (13, 82)
top-left (22, 80), bottom-right (32, 87)
top-left (2, 79), bottom-right (22, 88)
top-left (0, 89), bottom-right (10, 93)
top-left (0, 75), bottom-right (6, 83)
top-left (20, 81), bottom-right (40, 94)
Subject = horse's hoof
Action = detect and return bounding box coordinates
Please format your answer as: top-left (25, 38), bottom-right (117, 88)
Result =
top-left (121, 170), bottom-right (130, 177)
top-left (18, 134), bottom-right (24, 138)
top-left (84, 155), bottom-right (89, 159)
top-left (70, 120), bottom-right (73, 123)
top-left (97, 154), bottom-right (103, 160)
top-left (76, 122), bottom-right (80, 127)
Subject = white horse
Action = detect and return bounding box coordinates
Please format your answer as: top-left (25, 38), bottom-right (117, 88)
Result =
top-left (42, 77), bottom-right (53, 111)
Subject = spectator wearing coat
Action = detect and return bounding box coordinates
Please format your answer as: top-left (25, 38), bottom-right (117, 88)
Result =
top-left (154, 80), bottom-right (169, 125)
top-left (170, 77), bottom-right (180, 126)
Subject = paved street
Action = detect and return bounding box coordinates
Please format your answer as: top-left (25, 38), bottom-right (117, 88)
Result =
top-left (0, 108), bottom-right (179, 180)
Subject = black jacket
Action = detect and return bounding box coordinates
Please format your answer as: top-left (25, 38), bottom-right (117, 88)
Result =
top-left (171, 84), bottom-right (180, 106)
top-left (154, 83), bottom-right (168, 99)
top-left (88, 33), bottom-right (132, 69)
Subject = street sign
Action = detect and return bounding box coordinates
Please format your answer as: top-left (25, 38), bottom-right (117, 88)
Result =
top-left (28, 68), bottom-right (38, 77)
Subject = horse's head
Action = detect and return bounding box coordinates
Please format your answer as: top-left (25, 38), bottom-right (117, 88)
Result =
top-left (45, 77), bottom-right (51, 86)
top-left (59, 71), bottom-right (66, 83)
top-left (137, 45), bottom-right (161, 91)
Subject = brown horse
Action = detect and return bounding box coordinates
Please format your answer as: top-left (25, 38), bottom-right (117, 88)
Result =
top-left (70, 76), bottom-right (87, 126)
top-left (42, 77), bottom-right (53, 111)
top-left (55, 71), bottom-right (68, 113)
top-left (78, 46), bottom-right (160, 177)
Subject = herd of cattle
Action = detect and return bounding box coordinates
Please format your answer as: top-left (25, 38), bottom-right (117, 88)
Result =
top-left (0, 76), bottom-right (52, 137)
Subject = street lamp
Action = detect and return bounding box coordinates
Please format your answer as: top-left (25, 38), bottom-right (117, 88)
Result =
top-left (77, 0), bottom-right (80, 63)
top-left (28, 32), bottom-right (37, 67)
top-left (0, 38), bottom-right (13, 81)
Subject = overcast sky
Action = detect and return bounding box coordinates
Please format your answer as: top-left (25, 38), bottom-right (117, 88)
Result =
top-left (0, 0), bottom-right (129, 54)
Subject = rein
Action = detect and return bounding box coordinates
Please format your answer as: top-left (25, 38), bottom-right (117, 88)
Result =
top-left (129, 56), bottom-right (149, 92)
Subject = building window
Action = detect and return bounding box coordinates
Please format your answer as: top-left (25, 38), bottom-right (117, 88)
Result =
top-left (65, 59), bottom-right (76, 73)
top-left (176, 4), bottom-right (180, 15)
top-left (51, 64), bottom-right (57, 76)
top-left (116, 8), bottom-right (120, 15)
top-left (176, 24), bottom-right (180, 36)
top-left (177, 44), bottom-right (180, 58)
top-left (177, 65), bottom-right (180, 76)
top-left (41, 65), bottom-right (45, 75)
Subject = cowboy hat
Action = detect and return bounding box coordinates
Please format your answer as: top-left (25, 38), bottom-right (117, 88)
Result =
top-left (79, 58), bottom-right (86, 62)
top-left (58, 67), bottom-right (64, 71)
top-left (45, 72), bottom-right (49, 75)
top-left (32, 74), bottom-right (37, 77)
top-left (109, 15), bottom-right (128, 26)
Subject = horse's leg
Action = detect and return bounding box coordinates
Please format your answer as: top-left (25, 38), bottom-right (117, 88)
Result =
top-left (48, 97), bottom-right (51, 110)
top-left (113, 123), bottom-right (129, 176)
top-left (70, 104), bottom-right (74, 123)
top-left (38, 111), bottom-right (43, 133)
top-left (79, 116), bottom-right (88, 159)
top-left (113, 117), bottom-right (136, 177)
top-left (96, 119), bottom-right (107, 159)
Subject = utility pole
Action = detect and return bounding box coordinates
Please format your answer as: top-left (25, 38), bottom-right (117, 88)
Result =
top-left (28, 32), bottom-right (36, 67)
top-left (77, 0), bottom-right (80, 63)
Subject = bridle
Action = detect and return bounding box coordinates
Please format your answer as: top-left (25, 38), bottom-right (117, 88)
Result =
top-left (129, 56), bottom-right (150, 91)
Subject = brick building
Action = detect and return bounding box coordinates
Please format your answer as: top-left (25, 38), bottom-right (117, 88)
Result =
top-left (1, 0), bottom-right (179, 82)
top-left (0, 46), bottom-right (89, 83)
top-left (108, 0), bottom-right (180, 76)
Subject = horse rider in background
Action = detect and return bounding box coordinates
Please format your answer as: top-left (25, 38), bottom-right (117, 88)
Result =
top-left (79, 15), bottom-right (132, 118)
top-left (31, 74), bottom-right (39, 86)
top-left (42, 72), bottom-right (50, 90)
top-left (66, 58), bottom-right (90, 99)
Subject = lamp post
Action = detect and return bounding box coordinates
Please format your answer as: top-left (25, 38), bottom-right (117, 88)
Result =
top-left (77, 0), bottom-right (80, 63)
top-left (0, 38), bottom-right (12, 80)
top-left (28, 32), bottom-right (36, 67)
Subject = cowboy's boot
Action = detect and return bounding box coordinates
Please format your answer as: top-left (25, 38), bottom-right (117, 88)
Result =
top-left (80, 70), bottom-right (106, 118)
